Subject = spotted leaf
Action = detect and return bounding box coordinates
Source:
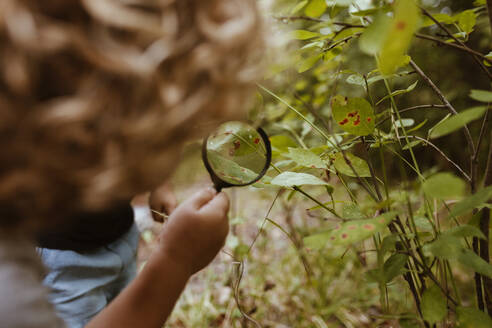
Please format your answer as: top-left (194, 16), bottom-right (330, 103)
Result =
top-left (331, 96), bottom-right (375, 136)
top-left (304, 212), bottom-right (397, 249)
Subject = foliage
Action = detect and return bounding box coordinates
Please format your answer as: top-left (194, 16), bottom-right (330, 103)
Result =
top-left (232, 0), bottom-right (492, 326)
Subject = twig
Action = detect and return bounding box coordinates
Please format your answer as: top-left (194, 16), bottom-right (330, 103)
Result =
top-left (473, 107), bottom-right (490, 164)
top-left (415, 33), bottom-right (492, 65)
top-left (397, 135), bottom-right (471, 182)
top-left (376, 104), bottom-right (447, 127)
top-left (273, 15), bottom-right (364, 28)
top-left (420, 7), bottom-right (492, 80)
top-left (409, 59), bottom-right (476, 156)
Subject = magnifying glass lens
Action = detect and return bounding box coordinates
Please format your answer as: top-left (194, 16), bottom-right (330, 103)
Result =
top-left (203, 121), bottom-right (271, 190)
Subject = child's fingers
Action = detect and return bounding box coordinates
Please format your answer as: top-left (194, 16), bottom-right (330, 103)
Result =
top-left (199, 192), bottom-right (229, 217)
top-left (189, 187), bottom-right (217, 209)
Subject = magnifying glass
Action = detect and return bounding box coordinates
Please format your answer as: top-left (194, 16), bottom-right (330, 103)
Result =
top-left (202, 121), bottom-right (272, 192)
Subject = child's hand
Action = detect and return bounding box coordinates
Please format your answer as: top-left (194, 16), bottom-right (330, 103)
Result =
top-left (149, 182), bottom-right (178, 222)
top-left (157, 188), bottom-right (229, 274)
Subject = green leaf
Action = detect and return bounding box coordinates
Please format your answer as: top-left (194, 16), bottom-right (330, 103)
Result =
top-left (449, 186), bottom-right (492, 217)
top-left (430, 106), bottom-right (487, 139)
top-left (290, 30), bottom-right (320, 40)
top-left (359, 13), bottom-right (392, 55)
top-left (426, 235), bottom-right (463, 260)
top-left (333, 152), bottom-right (371, 177)
top-left (270, 135), bottom-right (298, 153)
top-left (422, 13), bottom-right (455, 27)
top-left (394, 118), bottom-right (415, 128)
top-left (304, 212), bottom-right (397, 248)
top-left (457, 10), bottom-right (476, 34)
top-left (448, 225), bottom-right (486, 239)
top-left (304, 0), bottom-right (326, 18)
top-left (351, 5), bottom-right (391, 17)
top-left (331, 96), bottom-right (375, 136)
top-left (402, 140), bottom-right (423, 150)
top-left (376, 81), bottom-right (418, 105)
top-left (342, 203), bottom-right (367, 220)
top-left (469, 89), bottom-right (492, 102)
top-left (380, 235), bottom-right (397, 257)
top-left (406, 119), bottom-right (428, 133)
top-left (271, 171), bottom-right (331, 187)
top-left (298, 54), bottom-right (322, 73)
top-left (458, 249), bottom-right (492, 279)
top-left (421, 285), bottom-right (447, 325)
top-left (383, 253), bottom-right (408, 282)
top-left (378, 0), bottom-right (420, 75)
top-left (456, 307), bottom-right (492, 328)
top-left (207, 150), bottom-right (261, 185)
top-left (422, 172), bottom-right (466, 199)
top-left (290, 0), bottom-right (308, 14)
top-left (326, 0), bottom-right (354, 7)
top-left (286, 147), bottom-right (327, 169)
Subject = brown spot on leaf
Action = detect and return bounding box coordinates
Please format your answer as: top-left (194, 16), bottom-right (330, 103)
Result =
top-left (396, 21), bottom-right (406, 30)
top-left (348, 225), bottom-right (356, 230)
top-left (339, 118), bottom-right (349, 125)
top-left (363, 224), bottom-right (374, 230)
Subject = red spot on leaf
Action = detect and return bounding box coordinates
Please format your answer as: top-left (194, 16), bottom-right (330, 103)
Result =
top-left (233, 140), bottom-right (241, 149)
top-left (396, 21), bottom-right (406, 30)
top-left (334, 224), bottom-right (341, 230)
top-left (353, 115), bottom-right (361, 126)
top-left (367, 117), bottom-right (372, 122)
top-left (363, 224), bottom-right (374, 230)
top-left (254, 138), bottom-right (260, 144)
top-left (348, 225), bottom-right (356, 230)
top-left (339, 118), bottom-right (349, 125)
top-left (347, 111), bottom-right (358, 118)
top-left (342, 233), bottom-right (348, 239)
top-left (378, 218), bottom-right (386, 223)
top-left (330, 236), bottom-right (336, 241)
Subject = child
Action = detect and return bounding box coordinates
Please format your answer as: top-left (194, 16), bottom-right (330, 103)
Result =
top-left (35, 182), bottom-right (177, 328)
top-left (0, 0), bottom-right (263, 327)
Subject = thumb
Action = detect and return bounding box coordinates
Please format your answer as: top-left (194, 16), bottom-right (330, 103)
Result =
top-left (188, 187), bottom-right (217, 209)
top-left (199, 192), bottom-right (229, 216)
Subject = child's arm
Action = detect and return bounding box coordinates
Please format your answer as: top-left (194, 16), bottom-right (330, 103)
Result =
top-left (86, 188), bottom-right (229, 328)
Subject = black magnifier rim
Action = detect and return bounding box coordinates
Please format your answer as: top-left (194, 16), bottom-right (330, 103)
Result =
top-left (202, 125), bottom-right (272, 190)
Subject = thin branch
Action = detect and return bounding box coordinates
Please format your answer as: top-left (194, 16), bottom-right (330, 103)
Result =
top-left (409, 59), bottom-right (476, 155)
top-left (273, 15), bottom-right (364, 28)
top-left (398, 136), bottom-right (471, 182)
top-left (415, 33), bottom-right (492, 65)
top-left (473, 107), bottom-right (490, 163)
top-left (376, 104), bottom-right (447, 127)
top-left (420, 8), bottom-right (492, 80)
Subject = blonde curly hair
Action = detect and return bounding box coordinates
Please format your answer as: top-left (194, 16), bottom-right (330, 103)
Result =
top-left (0, 0), bottom-right (263, 228)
